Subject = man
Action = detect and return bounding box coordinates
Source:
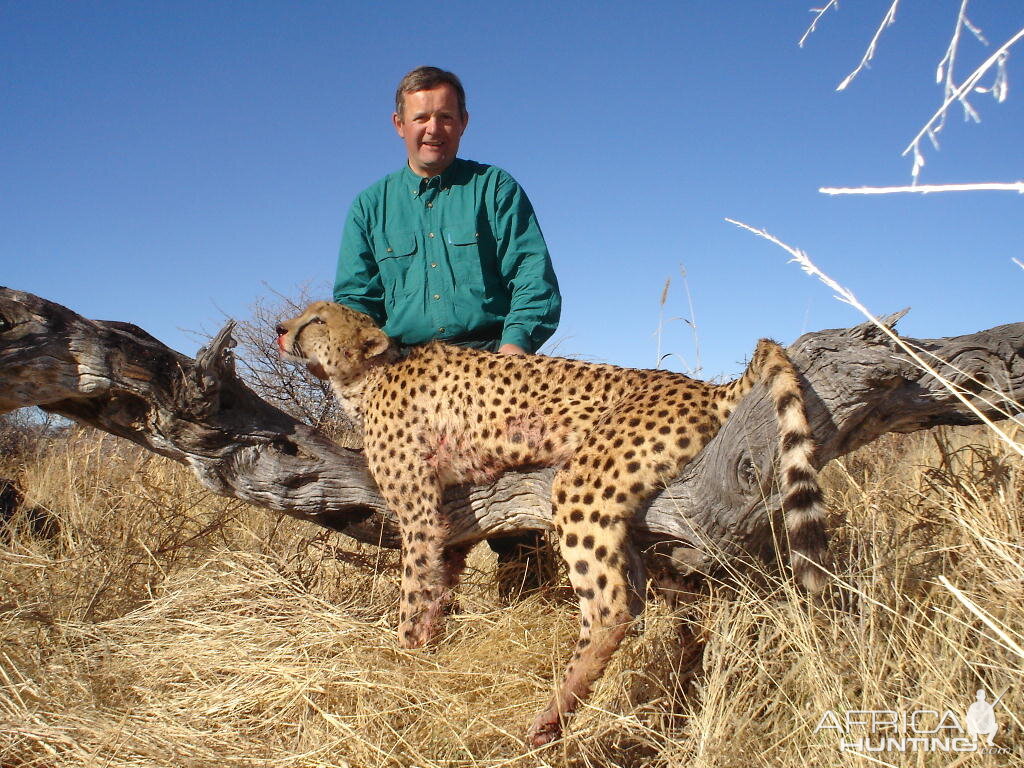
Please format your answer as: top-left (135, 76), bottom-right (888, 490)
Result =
top-left (334, 66), bottom-right (561, 595)
top-left (334, 65), bottom-right (560, 356)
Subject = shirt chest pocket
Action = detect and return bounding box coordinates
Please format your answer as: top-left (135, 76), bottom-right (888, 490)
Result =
top-left (445, 228), bottom-right (486, 296)
top-left (374, 233), bottom-right (418, 304)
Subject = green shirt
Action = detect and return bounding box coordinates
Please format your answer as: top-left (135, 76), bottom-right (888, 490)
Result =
top-left (333, 158), bottom-right (561, 353)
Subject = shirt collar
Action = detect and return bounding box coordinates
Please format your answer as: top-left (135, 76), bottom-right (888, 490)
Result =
top-left (404, 158), bottom-right (462, 196)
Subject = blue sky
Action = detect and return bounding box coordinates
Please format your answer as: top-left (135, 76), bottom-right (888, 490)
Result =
top-left (3, 1), bottom-right (1021, 378)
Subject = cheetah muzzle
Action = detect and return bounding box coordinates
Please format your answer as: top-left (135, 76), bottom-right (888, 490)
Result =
top-left (277, 300), bottom-right (829, 746)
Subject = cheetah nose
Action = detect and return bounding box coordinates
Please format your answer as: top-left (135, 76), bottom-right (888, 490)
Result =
top-left (275, 324), bottom-right (286, 336)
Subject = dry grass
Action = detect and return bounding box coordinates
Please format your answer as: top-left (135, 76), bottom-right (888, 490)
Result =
top-left (1, 425), bottom-right (1022, 767)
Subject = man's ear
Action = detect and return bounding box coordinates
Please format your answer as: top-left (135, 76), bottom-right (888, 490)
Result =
top-left (393, 112), bottom-right (405, 139)
top-left (460, 110), bottom-right (469, 135)
top-left (361, 327), bottom-right (391, 358)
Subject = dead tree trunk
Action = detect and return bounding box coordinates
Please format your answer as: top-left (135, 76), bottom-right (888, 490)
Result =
top-left (1, 286), bottom-right (1022, 576)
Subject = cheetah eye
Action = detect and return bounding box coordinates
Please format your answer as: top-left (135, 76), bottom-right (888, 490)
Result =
top-left (310, 317), bottom-right (326, 325)
top-left (0, 314), bottom-right (11, 333)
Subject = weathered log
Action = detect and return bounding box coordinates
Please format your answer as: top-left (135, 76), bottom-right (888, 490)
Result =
top-left (1, 286), bottom-right (1022, 577)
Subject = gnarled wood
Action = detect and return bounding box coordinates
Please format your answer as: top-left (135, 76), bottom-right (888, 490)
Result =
top-left (1, 287), bottom-right (1022, 576)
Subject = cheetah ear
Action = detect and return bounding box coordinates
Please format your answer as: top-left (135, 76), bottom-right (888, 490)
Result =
top-left (360, 327), bottom-right (391, 358)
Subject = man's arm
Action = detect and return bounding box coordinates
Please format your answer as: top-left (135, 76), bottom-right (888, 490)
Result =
top-left (492, 172), bottom-right (561, 354)
top-left (333, 201), bottom-right (387, 328)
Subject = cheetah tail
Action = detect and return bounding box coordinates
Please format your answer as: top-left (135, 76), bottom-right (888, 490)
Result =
top-left (743, 339), bottom-right (829, 593)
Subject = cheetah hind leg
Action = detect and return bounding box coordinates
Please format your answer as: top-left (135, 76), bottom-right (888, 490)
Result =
top-left (440, 542), bottom-right (472, 617)
top-left (527, 477), bottom-right (645, 745)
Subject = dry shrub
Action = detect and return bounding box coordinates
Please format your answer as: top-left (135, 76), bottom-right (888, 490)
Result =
top-left (229, 285), bottom-right (340, 431)
top-left (1, 425), bottom-right (1022, 767)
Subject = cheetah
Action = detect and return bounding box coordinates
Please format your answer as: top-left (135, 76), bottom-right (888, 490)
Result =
top-left (276, 301), bottom-right (828, 745)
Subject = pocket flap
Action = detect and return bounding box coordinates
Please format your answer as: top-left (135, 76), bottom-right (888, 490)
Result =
top-left (381, 233), bottom-right (417, 257)
top-left (446, 230), bottom-right (479, 246)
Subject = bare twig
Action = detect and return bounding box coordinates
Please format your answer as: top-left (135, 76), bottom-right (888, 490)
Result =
top-left (835, 0), bottom-right (901, 92)
top-left (799, 1), bottom-right (840, 49)
top-left (801, 0), bottom-right (1023, 187)
top-left (934, 0), bottom-right (988, 133)
top-left (903, 24), bottom-right (1024, 182)
top-left (820, 181), bottom-right (1024, 195)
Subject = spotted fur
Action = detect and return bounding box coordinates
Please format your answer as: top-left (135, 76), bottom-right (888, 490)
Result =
top-left (277, 301), bottom-right (828, 745)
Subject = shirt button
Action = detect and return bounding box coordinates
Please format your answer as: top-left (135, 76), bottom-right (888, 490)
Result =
top-left (426, 202), bottom-right (433, 208)
top-left (438, 327), bottom-right (445, 333)
top-left (428, 232), bottom-right (435, 238)
top-left (433, 294), bottom-right (441, 300)
top-left (386, 247), bottom-right (393, 253)
top-left (430, 262), bottom-right (438, 268)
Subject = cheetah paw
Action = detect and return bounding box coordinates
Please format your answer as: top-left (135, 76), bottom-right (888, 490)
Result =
top-left (526, 710), bottom-right (563, 747)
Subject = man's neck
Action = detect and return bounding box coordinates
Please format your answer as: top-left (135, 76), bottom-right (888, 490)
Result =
top-left (407, 157), bottom-right (457, 179)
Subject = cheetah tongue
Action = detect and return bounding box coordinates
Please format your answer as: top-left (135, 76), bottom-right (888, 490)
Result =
top-left (307, 361), bottom-right (327, 380)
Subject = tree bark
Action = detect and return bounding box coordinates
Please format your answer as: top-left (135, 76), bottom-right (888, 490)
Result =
top-left (2, 287), bottom-right (1022, 576)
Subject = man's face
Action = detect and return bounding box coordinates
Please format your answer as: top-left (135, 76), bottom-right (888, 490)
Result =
top-left (393, 84), bottom-right (468, 177)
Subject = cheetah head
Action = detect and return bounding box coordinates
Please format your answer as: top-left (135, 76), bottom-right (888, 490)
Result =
top-left (276, 301), bottom-right (394, 386)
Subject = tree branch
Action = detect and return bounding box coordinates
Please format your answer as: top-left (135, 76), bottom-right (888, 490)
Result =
top-left (1, 287), bottom-right (1021, 578)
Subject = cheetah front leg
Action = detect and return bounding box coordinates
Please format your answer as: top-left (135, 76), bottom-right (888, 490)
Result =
top-left (527, 465), bottom-right (646, 746)
top-left (369, 456), bottom-right (452, 649)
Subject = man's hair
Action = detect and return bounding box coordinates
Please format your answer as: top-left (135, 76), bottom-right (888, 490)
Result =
top-left (394, 66), bottom-right (467, 119)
